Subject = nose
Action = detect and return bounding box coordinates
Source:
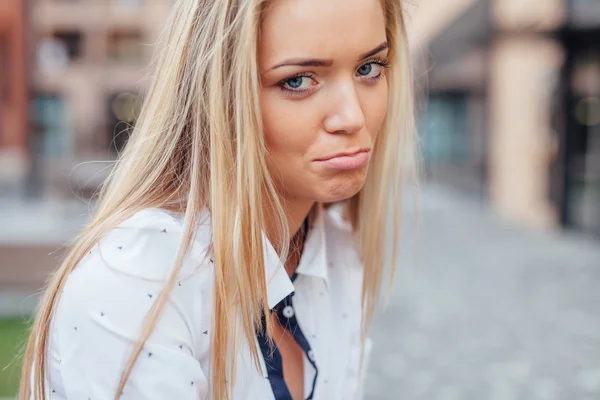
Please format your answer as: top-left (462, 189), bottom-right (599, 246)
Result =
top-left (323, 81), bottom-right (366, 135)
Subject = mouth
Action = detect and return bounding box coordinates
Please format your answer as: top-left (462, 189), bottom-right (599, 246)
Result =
top-left (314, 148), bottom-right (371, 162)
top-left (313, 148), bottom-right (371, 171)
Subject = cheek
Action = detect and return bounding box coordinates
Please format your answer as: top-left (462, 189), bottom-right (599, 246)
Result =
top-left (260, 91), bottom-right (321, 159)
top-left (362, 80), bottom-right (388, 141)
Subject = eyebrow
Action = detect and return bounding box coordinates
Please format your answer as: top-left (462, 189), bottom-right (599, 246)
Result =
top-left (268, 42), bottom-right (389, 71)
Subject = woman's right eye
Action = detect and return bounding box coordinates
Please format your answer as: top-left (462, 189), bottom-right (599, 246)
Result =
top-left (285, 76), bottom-right (305, 89)
top-left (278, 74), bottom-right (317, 95)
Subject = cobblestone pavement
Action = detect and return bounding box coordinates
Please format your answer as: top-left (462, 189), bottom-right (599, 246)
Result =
top-left (365, 185), bottom-right (600, 400)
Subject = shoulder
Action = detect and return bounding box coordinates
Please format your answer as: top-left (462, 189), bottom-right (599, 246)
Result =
top-left (53, 208), bottom-right (214, 355)
top-left (93, 207), bottom-right (213, 281)
top-left (48, 210), bottom-right (213, 398)
top-left (62, 207), bottom-right (214, 311)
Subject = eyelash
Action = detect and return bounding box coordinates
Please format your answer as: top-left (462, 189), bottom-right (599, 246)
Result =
top-left (362, 57), bottom-right (390, 83)
top-left (277, 57), bottom-right (390, 96)
top-left (277, 72), bottom-right (317, 97)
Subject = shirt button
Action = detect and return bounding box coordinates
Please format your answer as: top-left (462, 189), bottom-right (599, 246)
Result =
top-left (282, 305), bottom-right (295, 318)
top-left (308, 350), bottom-right (315, 362)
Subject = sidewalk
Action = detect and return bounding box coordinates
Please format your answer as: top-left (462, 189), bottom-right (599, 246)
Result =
top-left (365, 184), bottom-right (600, 400)
top-left (0, 197), bottom-right (93, 245)
top-left (0, 197), bottom-right (93, 300)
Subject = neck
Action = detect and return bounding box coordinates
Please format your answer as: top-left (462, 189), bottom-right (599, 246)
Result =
top-left (265, 197), bottom-right (315, 252)
top-left (286, 199), bottom-right (315, 238)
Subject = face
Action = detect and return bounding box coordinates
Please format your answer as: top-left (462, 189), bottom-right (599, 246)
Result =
top-left (259, 0), bottom-right (389, 205)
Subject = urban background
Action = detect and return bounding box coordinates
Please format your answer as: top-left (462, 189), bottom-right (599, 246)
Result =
top-left (1, 0), bottom-right (600, 399)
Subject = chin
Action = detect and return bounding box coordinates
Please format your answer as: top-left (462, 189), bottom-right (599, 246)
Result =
top-left (316, 174), bottom-right (367, 203)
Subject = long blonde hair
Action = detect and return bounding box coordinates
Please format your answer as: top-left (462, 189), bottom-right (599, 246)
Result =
top-left (19, 0), bottom-right (416, 399)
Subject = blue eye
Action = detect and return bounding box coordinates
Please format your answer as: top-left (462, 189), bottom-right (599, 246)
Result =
top-left (357, 62), bottom-right (382, 79)
top-left (278, 73), bottom-right (316, 95)
top-left (357, 63), bottom-right (373, 76)
top-left (357, 59), bottom-right (390, 80)
top-left (286, 77), bottom-right (304, 89)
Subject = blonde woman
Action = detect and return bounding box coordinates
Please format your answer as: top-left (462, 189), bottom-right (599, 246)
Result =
top-left (20, 0), bottom-right (415, 399)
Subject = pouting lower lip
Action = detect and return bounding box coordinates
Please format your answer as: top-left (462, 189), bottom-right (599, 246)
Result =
top-left (315, 149), bottom-right (369, 161)
top-left (316, 150), bottom-right (370, 170)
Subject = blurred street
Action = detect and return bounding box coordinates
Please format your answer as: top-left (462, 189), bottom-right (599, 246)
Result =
top-left (1, 0), bottom-right (600, 398)
top-left (366, 184), bottom-right (600, 400)
top-left (0, 196), bottom-right (89, 293)
top-left (2, 184), bottom-right (600, 399)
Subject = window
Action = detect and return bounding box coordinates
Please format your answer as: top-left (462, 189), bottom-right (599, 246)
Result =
top-left (566, 49), bottom-right (600, 236)
top-left (570, 0), bottom-right (600, 27)
top-left (51, 30), bottom-right (83, 60)
top-left (31, 93), bottom-right (69, 158)
top-left (419, 93), bottom-right (470, 166)
top-left (107, 30), bottom-right (143, 63)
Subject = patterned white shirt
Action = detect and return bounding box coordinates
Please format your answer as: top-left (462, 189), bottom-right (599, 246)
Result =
top-left (42, 206), bottom-right (372, 399)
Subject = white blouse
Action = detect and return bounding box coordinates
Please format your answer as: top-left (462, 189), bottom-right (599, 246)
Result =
top-left (42, 206), bottom-right (372, 400)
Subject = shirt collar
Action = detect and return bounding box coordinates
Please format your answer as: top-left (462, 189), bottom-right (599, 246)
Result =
top-left (152, 205), bottom-right (328, 310)
top-left (120, 206), bottom-right (325, 310)
top-left (262, 233), bottom-right (296, 309)
top-left (295, 204), bottom-right (329, 289)
top-left (262, 204), bottom-right (330, 309)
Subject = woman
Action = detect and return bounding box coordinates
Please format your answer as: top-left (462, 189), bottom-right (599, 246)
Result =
top-left (20, 0), bottom-right (415, 399)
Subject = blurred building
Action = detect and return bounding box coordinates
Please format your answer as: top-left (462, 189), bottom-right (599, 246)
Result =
top-left (30, 0), bottom-right (172, 198)
top-left (411, 0), bottom-right (600, 237)
top-left (4, 0), bottom-right (600, 239)
top-left (0, 0), bottom-right (29, 192)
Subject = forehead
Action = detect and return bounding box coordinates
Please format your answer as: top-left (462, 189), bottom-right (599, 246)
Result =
top-left (259, 0), bottom-right (386, 66)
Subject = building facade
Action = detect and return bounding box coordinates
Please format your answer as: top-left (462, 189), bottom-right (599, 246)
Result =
top-left (412, 0), bottom-right (600, 237)
top-left (8, 0), bottom-right (600, 236)
top-left (30, 0), bottom-right (173, 197)
top-left (560, 0), bottom-right (600, 237)
top-left (0, 0), bottom-right (28, 191)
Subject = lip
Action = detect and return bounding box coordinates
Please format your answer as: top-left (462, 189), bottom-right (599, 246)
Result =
top-left (313, 148), bottom-right (371, 171)
top-left (314, 148), bottom-right (370, 162)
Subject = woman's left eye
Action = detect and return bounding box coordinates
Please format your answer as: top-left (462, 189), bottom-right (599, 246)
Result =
top-left (356, 61), bottom-right (386, 79)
